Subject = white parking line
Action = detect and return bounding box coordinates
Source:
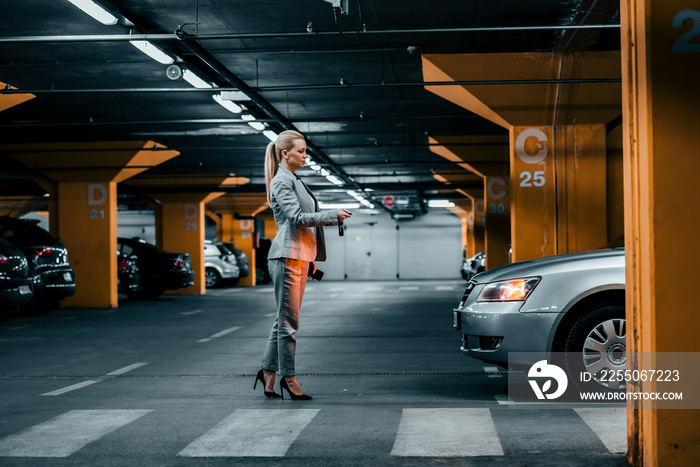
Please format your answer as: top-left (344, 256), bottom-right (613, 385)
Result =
top-left (7, 325), bottom-right (32, 331)
top-left (41, 380), bottom-right (101, 396)
top-left (181, 309), bottom-right (204, 315)
top-left (575, 408), bottom-right (627, 454)
top-left (0, 410), bottom-right (153, 457)
top-left (105, 362), bottom-right (148, 376)
top-left (41, 362), bottom-right (149, 396)
top-left (399, 286), bottom-right (419, 291)
top-left (179, 409), bottom-right (320, 457)
top-left (197, 326), bottom-right (241, 343)
top-left (484, 366), bottom-right (503, 378)
top-left (391, 408), bottom-right (504, 457)
top-left (436, 285), bottom-right (456, 291)
top-left (257, 288), bottom-right (275, 293)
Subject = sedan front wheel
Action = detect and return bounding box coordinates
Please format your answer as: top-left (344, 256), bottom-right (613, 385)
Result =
top-left (563, 302), bottom-right (626, 392)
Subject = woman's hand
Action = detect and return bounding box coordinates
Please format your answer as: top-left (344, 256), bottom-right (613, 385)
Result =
top-left (337, 208), bottom-right (352, 221)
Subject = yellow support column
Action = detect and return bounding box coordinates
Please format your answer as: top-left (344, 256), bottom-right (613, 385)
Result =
top-left (483, 176), bottom-right (510, 269)
top-left (153, 193), bottom-right (225, 295)
top-left (2, 142), bottom-right (179, 309)
top-left (622, 1), bottom-right (700, 465)
top-left (510, 126), bottom-right (556, 260)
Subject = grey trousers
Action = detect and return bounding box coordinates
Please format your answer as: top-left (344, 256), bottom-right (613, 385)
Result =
top-left (261, 258), bottom-right (309, 376)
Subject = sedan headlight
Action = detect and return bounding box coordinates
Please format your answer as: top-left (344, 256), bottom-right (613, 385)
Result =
top-left (477, 277), bottom-right (540, 302)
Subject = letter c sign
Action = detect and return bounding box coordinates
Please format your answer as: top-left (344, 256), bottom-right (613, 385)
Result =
top-left (515, 128), bottom-right (548, 164)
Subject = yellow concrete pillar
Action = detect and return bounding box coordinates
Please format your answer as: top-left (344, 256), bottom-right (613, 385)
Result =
top-left (231, 217), bottom-right (256, 287)
top-left (152, 193), bottom-right (224, 295)
top-left (58, 182), bottom-right (118, 307)
top-left (554, 124), bottom-right (608, 254)
top-left (622, 1), bottom-right (700, 465)
top-left (483, 176), bottom-right (510, 269)
top-left (459, 189), bottom-right (486, 258)
top-left (2, 141), bottom-right (179, 309)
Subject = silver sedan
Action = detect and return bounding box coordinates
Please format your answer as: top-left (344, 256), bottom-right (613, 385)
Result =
top-left (453, 248), bottom-right (625, 389)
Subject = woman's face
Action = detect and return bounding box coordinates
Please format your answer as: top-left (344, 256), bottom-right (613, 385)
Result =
top-left (282, 138), bottom-right (307, 172)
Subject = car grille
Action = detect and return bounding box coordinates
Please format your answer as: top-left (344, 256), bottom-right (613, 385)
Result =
top-left (458, 280), bottom-right (477, 307)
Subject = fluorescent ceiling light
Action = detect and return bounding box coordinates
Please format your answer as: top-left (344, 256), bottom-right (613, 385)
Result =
top-left (428, 199), bottom-right (455, 208)
top-left (242, 116), bottom-right (265, 130)
top-left (320, 168), bottom-right (330, 177)
top-left (263, 130), bottom-right (278, 142)
top-left (66, 0), bottom-right (118, 25)
top-left (129, 40), bottom-right (174, 65)
top-left (183, 69), bottom-right (212, 89)
top-left (325, 175), bottom-right (344, 186)
top-left (213, 94), bottom-right (243, 114)
top-left (309, 164), bottom-right (321, 171)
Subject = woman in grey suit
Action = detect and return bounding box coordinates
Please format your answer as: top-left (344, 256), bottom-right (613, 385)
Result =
top-left (254, 130), bottom-right (351, 400)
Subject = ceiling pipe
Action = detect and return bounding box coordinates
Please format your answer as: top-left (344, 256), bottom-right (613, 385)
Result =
top-left (0, 23), bottom-right (620, 44)
top-left (0, 77), bottom-right (621, 96)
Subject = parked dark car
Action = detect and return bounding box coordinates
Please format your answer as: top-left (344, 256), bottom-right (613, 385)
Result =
top-left (117, 238), bottom-right (195, 300)
top-left (0, 216), bottom-right (75, 314)
top-left (255, 237), bottom-right (272, 285)
top-left (461, 251), bottom-right (485, 281)
top-left (0, 238), bottom-right (34, 313)
top-left (221, 242), bottom-right (250, 278)
top-left (117, 251), bottom-right (142, 298)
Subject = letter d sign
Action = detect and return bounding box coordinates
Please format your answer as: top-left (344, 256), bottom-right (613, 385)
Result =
top-left (87, 183), bottom-right (108, 206)
top-left (184, 203), bottom-right (198, 220)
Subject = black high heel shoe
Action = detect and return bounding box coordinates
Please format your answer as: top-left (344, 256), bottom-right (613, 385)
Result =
top-left (254, 369), bottom-right (282, 399)
top-left (280, 378), bottom-right (312, 400)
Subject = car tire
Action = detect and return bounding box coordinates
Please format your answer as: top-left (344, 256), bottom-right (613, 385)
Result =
top-left (205, 268), bottom-right (221, 288)
top-left (563, 302), bottom-right (626, 392)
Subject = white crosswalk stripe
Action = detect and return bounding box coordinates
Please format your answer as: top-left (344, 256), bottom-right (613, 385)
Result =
top-left (575, 408), bottom-right (627, 454)
top-left (179, 409), bottom-right (320, 457)
top-left (390, 408), bottom-right (504, 457)
top-left (0, 410), bottom-right (153, 457)
top-left (0, 407), bottom-right (624, 459)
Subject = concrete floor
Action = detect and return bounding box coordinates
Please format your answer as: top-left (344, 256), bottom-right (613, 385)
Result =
top-left (0, 280), bottom-right (627, 466)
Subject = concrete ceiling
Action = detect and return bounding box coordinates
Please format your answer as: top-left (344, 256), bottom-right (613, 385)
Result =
top-left (0, 0), bottom-right (621, 215)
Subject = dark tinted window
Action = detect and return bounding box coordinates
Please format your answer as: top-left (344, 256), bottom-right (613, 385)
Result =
top-left (0, 218), bottom-right (57, 246)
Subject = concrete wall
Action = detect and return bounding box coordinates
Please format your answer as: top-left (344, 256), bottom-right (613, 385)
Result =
top-left (115, 208), bottom-right (463, 281)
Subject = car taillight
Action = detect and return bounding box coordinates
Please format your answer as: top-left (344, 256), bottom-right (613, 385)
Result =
top-left (118, 260), bottom-right (131, 272)
top-left (35, 248), bottom-right (55, 258)
top-left (0, 254), bottom-right (8, 265)
top-left (172, 259), bottom-right (185, 269)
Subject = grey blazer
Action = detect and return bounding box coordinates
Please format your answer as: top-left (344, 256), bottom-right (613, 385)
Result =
top-left (268, 165), bottom-right (339, 262)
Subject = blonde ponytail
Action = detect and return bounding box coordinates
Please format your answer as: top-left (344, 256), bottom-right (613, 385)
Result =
top-left (264, 130), bottom-right (305, 205)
